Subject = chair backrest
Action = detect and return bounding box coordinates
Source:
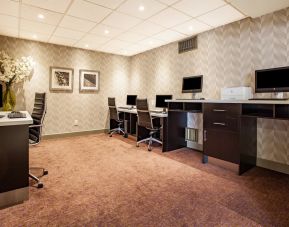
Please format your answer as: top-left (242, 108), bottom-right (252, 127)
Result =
top-left (29, 93), bottom-right (47, 144)
top-left (108, 97), bottom-right (118, 121)
top-left (136, 99), bottom-right (153, 129)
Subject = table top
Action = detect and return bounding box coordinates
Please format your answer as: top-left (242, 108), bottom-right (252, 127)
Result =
top-left (0, 111), bottom-right (33, 127)
top-left (118, 108), bottom-right (168, 118)
top-left (166, 99), bottom-right (289, 105)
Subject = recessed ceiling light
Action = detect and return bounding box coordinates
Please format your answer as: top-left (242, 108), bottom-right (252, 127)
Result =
top-left (85, 44), bottom-right (89, 48)
top-left (189, 26), bottom-right (193, 30)
top-left (32, 34), bottom-right (38, 39)
top-left (37, 14), bottom-right (44, 19)
top-left (138, 5), bottom-right (145, 11)
top-left (149, 41), bottom-right (153, 45)
top-left (104, 30), bottom-right (109, 34)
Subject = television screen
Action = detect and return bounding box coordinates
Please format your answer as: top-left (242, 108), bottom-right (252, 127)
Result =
top-left (182, 75), bottom-right (203, 93)
top-left (126, 95), bottom-right (137, 106)
top-left (255, 66), bottom-right (289, 93)
top-left (155, 95), bottom-right (173, 108)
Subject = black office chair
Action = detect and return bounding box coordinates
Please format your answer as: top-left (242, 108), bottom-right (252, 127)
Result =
top-left (136, 99), bottom-right (162, 151)
top-left (29, 93), bottom-right (48, 188)
top-left (108, 97), bottom-right (125, 137)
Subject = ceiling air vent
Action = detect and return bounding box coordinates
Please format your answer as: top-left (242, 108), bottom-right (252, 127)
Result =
top-left (178, 36), bottom-right (197, 54)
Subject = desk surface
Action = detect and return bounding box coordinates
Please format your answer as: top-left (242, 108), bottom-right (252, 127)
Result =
top-left (167, 99), bottom-right (289, 105)
top-left (118, 108), bottom-right (168, 118)
top-left (0, 111), bottom-right (33, 127)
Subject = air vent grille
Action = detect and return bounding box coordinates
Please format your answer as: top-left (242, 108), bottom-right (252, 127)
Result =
top-left (178, 36), bottom-right (197, 54)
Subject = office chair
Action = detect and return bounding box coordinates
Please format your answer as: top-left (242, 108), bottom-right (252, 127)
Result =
top-left (108, 97), bottom-right (125, 137)
top-left (136, 99), bottom-right (162, 151)
top-left (29, 93), bottom-right (48, 188)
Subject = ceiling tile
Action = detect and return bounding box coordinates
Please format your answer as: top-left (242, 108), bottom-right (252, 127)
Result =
top-left (117, 0), bottom-right (167, 19)
top-left (129, 21), bottom-right (165, 36)
top-left (152, 29), bottom-right (186, 42)
top-left (0, 28), bottom-right (18, 38)
top-left (229, 0), bottom-right (289, 18)
top-left (19, 30), bottom-right (50, 42)
top-left (59, 16), bottom-right (96, 32)
top-left (21, 4), bottom-right (63, 25)
top-left (20, 19), bottom-right (56, 35)
top-left (0, 15), bottom-right (18, 29)
top-left (173, 0), bottom-right (226, 17)
top-left (49, 35), bottom-right (78, 46)
top-left (157, 0), bottom-right (180, 5)
top-left (149, 8), bottom-right (191, 28)
top-left (67, 0), bottom-right (112, 22)
top-left (0, 0), bottom-right (19, 17)
top-left (85, 0), bottom-right (125, 9)
top-left (198, 4), bottom-right (245, 27)
top-left (137, 37), bottom-right (166, 48)
top-left (102, 39), bottom-right (131, 50)
top-left (173, 19), bottom-right (211, 35)
top-left (74, 39), bottom-right (102, 50)
top-left (102, 12), bottom-right (142, 30)
top-left (22, 0), bottom-right (72, 13)
top-left (90, 24), bottom-right (124, 38)
top-left (53, 27), bottom-right (85, 40)
top-left (80, 34), bottom-right (111, 45)
top-left (117, 32), bottom-right (146, 43)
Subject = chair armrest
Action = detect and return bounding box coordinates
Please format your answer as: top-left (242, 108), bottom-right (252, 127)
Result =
top-left (29, 124), bottom-right (42, 128)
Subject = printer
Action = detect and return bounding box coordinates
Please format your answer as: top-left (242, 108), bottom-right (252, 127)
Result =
top-left (221, 87), bottom-right (253, 100)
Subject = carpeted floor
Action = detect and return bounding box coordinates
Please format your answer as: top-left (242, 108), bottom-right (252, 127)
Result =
top-left (1, 133), bottom-right (289, 226)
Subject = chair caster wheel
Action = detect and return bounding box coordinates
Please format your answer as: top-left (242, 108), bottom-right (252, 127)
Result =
top-left (109, 134), bottom-right (112, 137)
top-left (43, 170), bottom-right (48, 175)
top-left (37, 183), bottom-right (43, 189)
top-left (136, 144), bottom-right (139, 147)
top-left (123, 133), bottom-right (128, 138)
top-left (148, 148), bottom-right (152, 151)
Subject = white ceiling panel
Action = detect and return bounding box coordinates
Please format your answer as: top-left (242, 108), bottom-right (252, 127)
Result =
top-left (85, 0), bottom-right (126, 9)
top-left (22, 0), bottom-right (72, 13)
top-left (59, 16), bottom-right (96, 32)
top-left (149, 8), bottom-right (190, 28)
top-left (0, 0), bottom-right (19, 17)
top-left (74, 40), bottom-right (102, 50)
top-left (20, 30), bottom-right (50, 42)
top-left (138, 37), bottom-right (166, 48)
top-left (117, 32), bottom-right (146, 43)
top-left (80, 34), bottom-right (111, 45)
top-left (173, 0), bottom-right (226, 17)
top-left (20, 19), bottom-right (56, 35)
top-left (67, 0), bottom-right (112, 22)
top-left (198, 4), bottom-right (245, 27)
top-left (102, 39), bottom-right (131, 49)
top-left (117, 0), bottom-right (167, 19)
top-left (157, 0), bottom-right (180, 5)
top-left (49, 36), bottom-right (78, 46)
top-left (152, 29), bottom-right (186, 42)
top-left (53, 27), bottom-right (85, 40)
top-left (173, 19), bottom-right (211, 35)
top-left (90, 24), bottom-right (124, 38)
top-left (0, 28), bottom-right (18, 38)
top-left (229, 0), bottom-right (289, 18)
top-left (21, 4), bottom-right (63, 25)
top-left (0, 15), bottom-right (18, 29)
top-left (130, 21), bottom-right (165, 36)
top-left (102, 12), bottom-right (142, 30)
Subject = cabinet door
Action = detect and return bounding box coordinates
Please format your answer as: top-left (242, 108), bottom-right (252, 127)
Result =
top-left (203, 129), bottom-right (240, 164)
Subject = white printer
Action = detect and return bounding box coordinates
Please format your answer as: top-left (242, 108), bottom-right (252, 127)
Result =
top-left (221, 87), bottom-right (253, 100)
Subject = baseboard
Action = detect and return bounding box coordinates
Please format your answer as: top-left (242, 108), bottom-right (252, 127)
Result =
top-left (43, 129), bottom-right (108, 140)
top-left (257, 158), bottom-right (289, 175)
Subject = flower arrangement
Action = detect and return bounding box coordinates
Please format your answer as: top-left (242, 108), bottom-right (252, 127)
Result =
top-left (0, 51), bottom-right (35, 111)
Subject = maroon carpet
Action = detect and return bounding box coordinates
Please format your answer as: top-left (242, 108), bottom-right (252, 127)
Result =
top-left (1, 133), bottom-right (289, 226)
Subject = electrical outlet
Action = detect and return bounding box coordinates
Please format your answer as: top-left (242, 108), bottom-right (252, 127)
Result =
top-left (74, 120), bottom-right (78, 126)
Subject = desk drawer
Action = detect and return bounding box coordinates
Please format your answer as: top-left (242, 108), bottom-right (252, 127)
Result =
top-left (204, 116), bottom-right (239, 132)
top-left (204, 103), bottom-right (241, 116)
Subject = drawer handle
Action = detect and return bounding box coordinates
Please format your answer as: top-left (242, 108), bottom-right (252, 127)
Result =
top-left (213, 122), bottom-right (226, 126)
top-left (213, 109), bottom-right (227, 112)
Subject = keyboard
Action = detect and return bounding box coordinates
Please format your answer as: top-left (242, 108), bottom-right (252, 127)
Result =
top-left (249, 98), bottom-right (289, 101)
top-left (8, 112), bottom-right (26, 119)
top-left (119, 107), bottom-right (131, 110)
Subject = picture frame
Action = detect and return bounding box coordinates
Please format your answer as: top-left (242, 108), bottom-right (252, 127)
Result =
top-left (79, 69), bottom-right (100, 92)
top-left (50, 67), bottom-right (74, 92)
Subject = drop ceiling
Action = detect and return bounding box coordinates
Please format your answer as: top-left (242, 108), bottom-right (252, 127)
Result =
top-left (0, 0), bottom-right (289, 56)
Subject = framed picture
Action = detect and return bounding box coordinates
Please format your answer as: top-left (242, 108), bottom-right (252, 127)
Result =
top-left (79, 69), bottom-right (100, 92)
top-left (50, 67), bottom-right (74, 92)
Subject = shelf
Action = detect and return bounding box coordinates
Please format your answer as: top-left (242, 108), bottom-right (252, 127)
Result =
top-left (242, 104), bottom-right (274, 118)
top-left (275, 105), bottom-right (289, 119)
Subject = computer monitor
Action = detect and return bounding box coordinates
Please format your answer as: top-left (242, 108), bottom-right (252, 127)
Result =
top-left (156, 95), bottom-right (172, 111)
top-left (182, 75), bottom-right (203, 94)
top-left (0, 84), bottom-right (2, 108)
top-left (126, 95), bottom-right (137, 107)
top-left (255, 66), bottom-right (289, 93)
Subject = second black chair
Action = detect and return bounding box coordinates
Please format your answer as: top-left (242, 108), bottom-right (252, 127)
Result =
top-left (136, 99), bottom-right (162, 151)
top-left (108, 97), bottom-right (125, 137)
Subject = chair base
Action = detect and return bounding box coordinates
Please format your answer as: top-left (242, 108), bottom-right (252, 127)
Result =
top-left (137, 136), bottom-right (162, 151)
top-left (109, 127), bottom-right (126, 137)
top-left (29, 168), bottom-right (48, 189)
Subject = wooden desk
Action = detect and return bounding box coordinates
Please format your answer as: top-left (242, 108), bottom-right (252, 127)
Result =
top-left (0, 111), bottom-right (33, 209)
top-left (166, 99), bottom-right (289, 175)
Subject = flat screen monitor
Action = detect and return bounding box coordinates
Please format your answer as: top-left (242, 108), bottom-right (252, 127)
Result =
top-left (156, 95), bottom-right (173, 108)
top-left (126, 95), bottom-right (137, 106)
top-left (182, 75), bottom-right (203, 93)
top-left (0, 84), bottom-right (2, 108)
top-left (255, 66), bottom-right (289, 93)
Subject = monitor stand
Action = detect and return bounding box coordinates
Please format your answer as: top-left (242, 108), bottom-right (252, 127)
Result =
top-left (272, 92), bottom-right (287, 100)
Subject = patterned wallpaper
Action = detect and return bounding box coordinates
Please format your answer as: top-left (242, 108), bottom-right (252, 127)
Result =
top-left (129, 8), bottom-right (289, 166)
top-left (0, 36), bottom-right (130, 135)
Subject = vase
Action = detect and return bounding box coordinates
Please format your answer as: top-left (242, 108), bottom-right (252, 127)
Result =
top-left (3, 83), bottom-right (16, 111)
